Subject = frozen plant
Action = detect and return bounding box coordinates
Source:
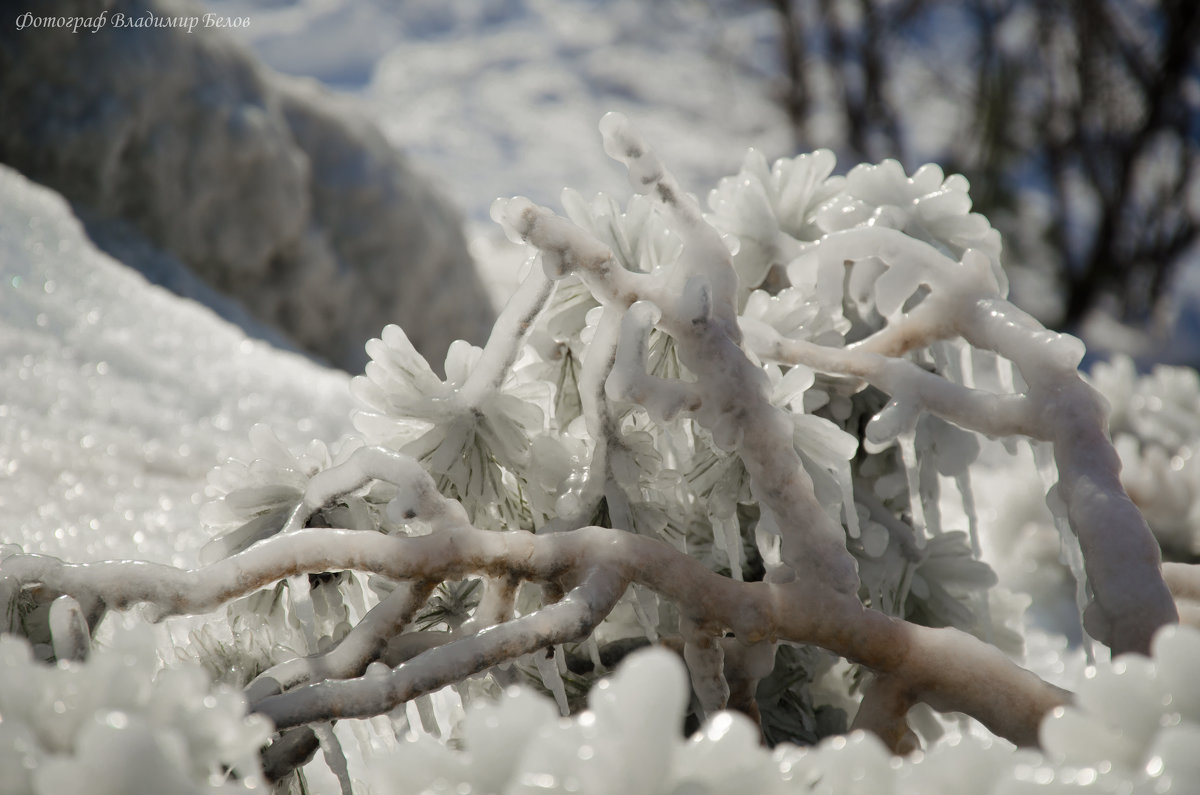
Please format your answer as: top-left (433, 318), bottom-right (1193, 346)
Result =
top-left (2, 115), bottom-right (1198, 789)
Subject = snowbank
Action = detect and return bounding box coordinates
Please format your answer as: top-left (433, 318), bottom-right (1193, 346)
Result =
top-left (0, 164), bottom-right (355, 567)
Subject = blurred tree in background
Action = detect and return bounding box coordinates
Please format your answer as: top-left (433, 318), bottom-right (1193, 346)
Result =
top-left (753, 0), bottom-right (1199, 338)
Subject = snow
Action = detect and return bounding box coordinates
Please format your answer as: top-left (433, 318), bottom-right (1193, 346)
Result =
top-left (0, 164), bottom-right (355, 567)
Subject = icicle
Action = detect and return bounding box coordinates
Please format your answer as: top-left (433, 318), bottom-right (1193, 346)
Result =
top-left (954, 471), bottom-right (981, 557)
top-left (837, 461), bottom-right (860, 539)
top-left (998, 355), bottom-right (1019, 395)
top-left (712, 515), bottom-right (744, 581)
top-left (49, 594), bottom-right (90, 662)
top-left (534, 647), bottom-right (570, 716)
top-left (754, 519), bottom-right (784, 575)
top-left (1031, 442), bottom-right (1095, 663)
top-left (312, 723), bottom-right (353, 795)
top-left (897, 431), bottom-right (927, 545)
top-left (388, 701), bottom-right (412, 742)
top-left (630, 584), bottom-right (660, 642)
top-left (555, 643), bottom-right (569, 676)
top-left (919, 445), bottom-right (941, 535)
top-left (959, 343), bottom-right (976, 389)
top-left (414, 694), bottom-right (441, 738)
top-left (584, 635), bottom-right (604, 673)
top-left (680, 617), bottom-right (729, 719)
top-left (0, 574), bottom-right (20, 634)
top-left (1046, 482), bottom-right (1096, 664)
top-left (288, 574), bottom-right (319, 653)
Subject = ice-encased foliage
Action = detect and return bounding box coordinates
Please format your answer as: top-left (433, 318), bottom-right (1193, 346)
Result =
top-left (1, 115), bottom-right (1191, 791)
top-left (0, 627), bottom-right (271, 794)
top-left (371, 628), bottom-right (1200, 795)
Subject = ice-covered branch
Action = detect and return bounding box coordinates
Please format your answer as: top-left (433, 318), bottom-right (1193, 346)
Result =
top-left (1, 515), bottom-right (1066, 746)
top-left (498, 128), bottom-right (861, 597)
top-left (254, 567), bottom-right (627, 730)
top-left (742, 320), bottom-right (1040, 441)
top-left (753, 225), bottom-right (1177, 654)
top-left (458, 264), bottom-right (554, 406)
top-left (245, 580), bottom-right (437, 704)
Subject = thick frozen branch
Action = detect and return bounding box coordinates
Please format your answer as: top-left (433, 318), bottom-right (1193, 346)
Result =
top-left (759, 226), bottom-right (1177, 654)
top-left (599, 111), bottom-right (741, 343)
top-left (850, 674), bottom-right (919, 754)
top-left (498, 133), bottom-right (860, 596)
top-left (0, 516), bottom-right (1066, 746)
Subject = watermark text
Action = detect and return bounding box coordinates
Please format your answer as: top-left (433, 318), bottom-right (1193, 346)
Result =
top-left (13, 10), bottom-right (251, 34)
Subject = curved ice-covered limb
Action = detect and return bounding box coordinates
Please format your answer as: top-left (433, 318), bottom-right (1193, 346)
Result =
top-left (607, 301), bottom-right (702, 423)
top-left (743, 319), bottom-right (1041, 440)
top-left (753, 226), bottom-right (1177, 654)
top-left (254, 567), bottom-right (627, 730)
top-left (245, 580), bottom-right (437, 705)
top-left (458, 263), bottom-right (555, 406)
top-left (600, 112), bottom-right (741, 344)
top-left (284, 446), bottom-right (453, 534)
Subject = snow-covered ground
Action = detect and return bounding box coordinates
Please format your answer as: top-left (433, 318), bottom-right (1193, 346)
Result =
top-left (0, 165), bottom-right (355, 567)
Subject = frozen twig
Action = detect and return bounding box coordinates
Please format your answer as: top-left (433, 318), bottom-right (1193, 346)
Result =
top-left (245, 580), bottom-right (437, 705)
top-left (254, 567), bottom-right (627, 730)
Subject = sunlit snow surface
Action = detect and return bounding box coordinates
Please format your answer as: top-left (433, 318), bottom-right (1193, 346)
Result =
top-left (0, 165), bottom-right (355, 567)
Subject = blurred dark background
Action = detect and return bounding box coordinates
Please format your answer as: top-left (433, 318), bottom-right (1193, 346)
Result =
top-left (747, 0), bottom-right (1200, 355)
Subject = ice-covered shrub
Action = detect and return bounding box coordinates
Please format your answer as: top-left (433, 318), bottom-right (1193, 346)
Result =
top-left (2, 115), bottom-right (1196, 790)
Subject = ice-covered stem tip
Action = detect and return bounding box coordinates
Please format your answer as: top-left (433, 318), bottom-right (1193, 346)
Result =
top-left (494, 124), bottom-right (859, 596)
top-left (748, 227), bottom-right (1177, 654)
top-left (598, 111), bottom-right (741, 344)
